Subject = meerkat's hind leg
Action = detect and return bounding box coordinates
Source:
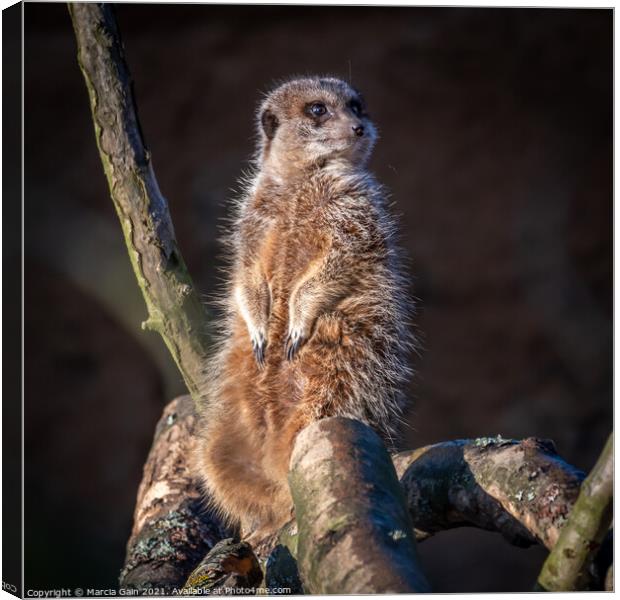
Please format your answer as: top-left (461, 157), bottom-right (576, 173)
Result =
top-left (197, 413), bottom-right (285, 530)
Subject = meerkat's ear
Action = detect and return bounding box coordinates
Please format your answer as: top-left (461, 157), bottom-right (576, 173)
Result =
top-left (260, 109), bottom-right (279, 140)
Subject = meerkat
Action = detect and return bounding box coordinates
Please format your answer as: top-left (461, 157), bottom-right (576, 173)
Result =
top-left (194, 76), bottom-right (415, 536)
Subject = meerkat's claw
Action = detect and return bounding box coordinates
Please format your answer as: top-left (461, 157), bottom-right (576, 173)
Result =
top-left (251, 331), bottom-right (267, 368)
top-left (252, 340), bottom-right (265, 368)
top-left (285, 330), bottom-right (305, 361)
top-left (285, 337), bottom-right (299, 361)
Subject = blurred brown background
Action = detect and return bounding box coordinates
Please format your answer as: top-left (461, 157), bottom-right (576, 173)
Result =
top-left (24, 4), bottom-right (611, 593)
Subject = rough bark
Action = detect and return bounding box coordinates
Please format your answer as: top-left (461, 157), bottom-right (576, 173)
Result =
top-left (536, 433), bottom-right (613, 591)
top-left (119, 396), bottom-right (229, 592)
top-left (182, 538), bottom-right (263, 594)
top-left (263, 540), bottom-right (305, 594)
top-left (68, 2), bottom-right (210, 405)
top-left (120, 398), bottom-right (608, 592)
top-left (393, 435), bottom-right (586, 550)
top-left (288, 417), bottom-right (432, 594)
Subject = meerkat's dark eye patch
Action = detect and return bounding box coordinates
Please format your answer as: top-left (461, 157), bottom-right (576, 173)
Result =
top-left (348, 98), bottom-right (363, 117)
top-left (305, 102), bottom-right (328, 119)
top-left (261, 109), bottom-right (279, 140)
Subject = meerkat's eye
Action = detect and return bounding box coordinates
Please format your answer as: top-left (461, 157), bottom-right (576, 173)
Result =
top-left (349, 99), bottom-right (363, 117)
top-left (307, 102), bottom-right (327, 117)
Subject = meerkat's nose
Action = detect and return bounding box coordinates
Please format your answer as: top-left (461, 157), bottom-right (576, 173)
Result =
top-left (353, 125), bottom-right (365, 137)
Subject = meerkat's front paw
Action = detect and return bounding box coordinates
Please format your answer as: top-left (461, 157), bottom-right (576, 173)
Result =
top-left (285, 327), bottom-right (307, 361)
top-left (250, 327), bottom-right (267, 369)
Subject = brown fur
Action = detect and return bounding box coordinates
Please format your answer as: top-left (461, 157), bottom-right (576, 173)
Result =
top-left (194, 77), bottom-right (415, 536)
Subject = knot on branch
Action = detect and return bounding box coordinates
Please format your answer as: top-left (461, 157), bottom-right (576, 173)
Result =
top-left (182, 538), bottom-right (263, 594)
top-left (521, 437), bottom-right (558, 455)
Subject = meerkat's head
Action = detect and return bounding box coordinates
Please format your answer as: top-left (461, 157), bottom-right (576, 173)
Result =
top-left (256, 77), bottom-right (377, 177)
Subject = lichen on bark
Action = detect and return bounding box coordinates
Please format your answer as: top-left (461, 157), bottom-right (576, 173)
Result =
top-left (536, 434), bottom-right (613, 591)
top-left (288, 417), bottom-right (431, 594)
top-left (68, 2), bottom-right (211, 407)
top-left (119, 396), bottom-right (229, 592)
top-left (394, 436), bottom-right (585, 549)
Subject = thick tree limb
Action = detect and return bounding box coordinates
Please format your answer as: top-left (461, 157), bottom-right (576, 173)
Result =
top-left (119, 396), bottom-right (228, 592)
top-left (288, 417), bottom-right (431, 594)
top-left (269, 436), bottom-right (588, 573)
top-left (68, 2), bottom-right (210, 404)
top-left (393, 435), bottom-right (586, 550)
top-left (120, 398), bottom-right (607, 592)
top-left (536, 433), bottom-right (613, 591)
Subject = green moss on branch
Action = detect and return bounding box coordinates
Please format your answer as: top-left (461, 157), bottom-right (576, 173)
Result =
top-left (288, 417), bottom-right (431, 594)
top-left (68, 3), bottom-right (210, 405)
top-left (393, 436), bottom-right (585, 549)
top-left (537, 433), bottom-right (613, 591)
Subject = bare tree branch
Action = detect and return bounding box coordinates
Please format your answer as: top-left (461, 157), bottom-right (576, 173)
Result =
top-left (288, 418), bottom-right (431, 594)
top-left (119, 396), bottom-right (228, 592)
top-left (393, 436), bottom-right (586, 549)
top-left (182, 538), bottom-right (263, 594)
top-left (119, 399), bottom-right (608, 593)
top-left (68, 2), bottom-right (210, 404)
top-left (536, 433), bottom-right (613, 591)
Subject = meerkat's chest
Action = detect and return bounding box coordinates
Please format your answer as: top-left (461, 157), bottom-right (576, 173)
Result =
top-left (260, 213), bottom-right (330, 292)
top-left (251, 184), bottom-right (367, 290)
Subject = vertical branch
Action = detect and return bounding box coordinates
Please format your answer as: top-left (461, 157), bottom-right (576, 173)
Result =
top-left (68, 3), bottom-right (210, 403)
top-left (536, 433), bottom-right (613, 591)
